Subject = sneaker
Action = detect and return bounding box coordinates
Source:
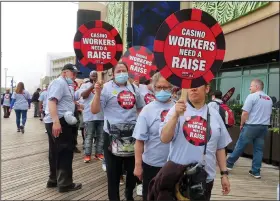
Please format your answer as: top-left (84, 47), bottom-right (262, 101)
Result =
top-left (136, 184), bottom-right (143, 196)
top-left (45, 130), bottom-right (47, 133)
top-left (84, 155), bottom-right (91, 163)
top-left (227, 167), bottom-right (233, 171)
top-left (102, 163), bottom-right (106, 172)
top-left (120, 176), bottom-right (124, 185)
top-left (20, 126), bottom-right (24, 134)
top-left (96, 154), bottom-right (104, 161)
top-left (249, 170), bottom-right (261, 179)
top-left (17, 128), bottom-right (20, 132)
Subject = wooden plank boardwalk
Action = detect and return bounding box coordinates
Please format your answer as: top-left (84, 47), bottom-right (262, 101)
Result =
top-left (1, 109), bottom-right (279, 200)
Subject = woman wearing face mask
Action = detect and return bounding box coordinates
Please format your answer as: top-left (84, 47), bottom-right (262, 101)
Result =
top-left (91, 62), bottom-right (146, 201)
top-left (132, 72), bottom-right (175, 201)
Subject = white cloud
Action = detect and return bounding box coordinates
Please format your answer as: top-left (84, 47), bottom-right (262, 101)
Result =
top-left (1, 2), bottom-right (78, 92)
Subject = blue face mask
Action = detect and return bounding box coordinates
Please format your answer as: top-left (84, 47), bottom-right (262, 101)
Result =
top-left (155, 90), bottom-right (171, 102)
top-left (66, 77), bottom-right (73, 85)
top-left (115, 72), bottom-right (129, 84)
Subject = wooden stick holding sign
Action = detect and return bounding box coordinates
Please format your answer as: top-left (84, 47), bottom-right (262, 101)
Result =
top-left (153, 8), bottom-right (226, 115)
top-left (121, 46), bottom-right (157, 84)
top-left (73, 20), bottom-right (123, 85)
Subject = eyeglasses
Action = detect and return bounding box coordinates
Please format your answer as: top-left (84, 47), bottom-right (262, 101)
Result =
top-left (154, 86), bottom-right (172, 91)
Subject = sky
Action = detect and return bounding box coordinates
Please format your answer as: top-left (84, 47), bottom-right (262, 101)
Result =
top-left (1, 2), bottom-right (78, 92)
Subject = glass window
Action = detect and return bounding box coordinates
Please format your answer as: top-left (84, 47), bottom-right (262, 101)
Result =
top-left (268, 73), bottom-right (280, 104)
top-left (269, 63), bottom-right (280, 73)
top-left (218, 69), bottom-right (241, 77)
top-left (216, 77), bottom-right (241, 105)
top-left (243, 65), bottom-right (267, 75)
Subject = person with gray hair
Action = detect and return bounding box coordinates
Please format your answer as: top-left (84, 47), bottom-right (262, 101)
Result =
top-left (133, 72), bottom-right (175, 201)
top-left (227, 78), bottom-right (273, 179)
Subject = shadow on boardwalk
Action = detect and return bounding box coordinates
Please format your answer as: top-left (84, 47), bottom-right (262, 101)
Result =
top-left (1, 110), bottom-right (279, 200)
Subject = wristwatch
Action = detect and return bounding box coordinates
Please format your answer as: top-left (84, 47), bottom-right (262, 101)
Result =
top-left (220, 170), bottom-right (229, 176)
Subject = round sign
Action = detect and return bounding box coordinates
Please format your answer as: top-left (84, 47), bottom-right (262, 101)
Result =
top-left (144, 93), bottom-right (155, 105)
top-left (121, 46), bottom-right (157, 83)
top-left (74, 20), bottom-right (123, 71)
top-left (117, 90), bottom-right (136, 110)
top-left (183, 116), bottom-right (211, 146)
top-left (154, 9), bottom-right (225, 88)
top-left (222, 87), bottom-right (235, 103)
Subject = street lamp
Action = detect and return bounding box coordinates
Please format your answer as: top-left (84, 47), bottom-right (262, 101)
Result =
top-left (4, 68), bottom-right (8, 89)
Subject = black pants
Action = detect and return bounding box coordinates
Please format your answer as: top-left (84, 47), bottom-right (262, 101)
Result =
top-left (205, 180), bottom-right (214, 201)
top-left (104, 132), bottom-right (136, 201)
top-left (142, 162), bottom-right (161, 201)
top-left (3, 106), bottom-right (10, 118)
top-left (45, 117), bottom-right (75, 187)
top-left (73, 126), bottom-right (78, 146)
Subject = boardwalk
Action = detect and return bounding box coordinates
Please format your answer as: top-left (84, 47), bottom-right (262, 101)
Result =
top-left (1, 109), bottom-right (279, 200)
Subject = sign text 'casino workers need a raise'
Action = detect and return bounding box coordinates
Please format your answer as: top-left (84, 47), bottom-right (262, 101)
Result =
top-left (154, 9), bottom-right (225, 88)
top-left (74, 20), bottom-right (123, 71)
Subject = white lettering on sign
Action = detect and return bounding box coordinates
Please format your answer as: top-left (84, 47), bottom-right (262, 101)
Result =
top-left (172, 57), bottom-right (206, 71)
top-left (130, 65), bottom-right (147, 74)
top-left (168, 36), bottom-right (215, 51)
top-left (90, 33), bottom-right (108, 38)
top-left (82, 38), bottom-right (116, 46)
top-left (181, 29), bottom-right (206, 38)
top-left (129, 55), bottom-right (152, 66)
top-left (87, 51), bottom-right (111, 59)
top-left (189, 132), bottom-right (205, 140)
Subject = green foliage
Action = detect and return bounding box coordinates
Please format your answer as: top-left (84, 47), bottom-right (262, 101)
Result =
top-left (229, 104), bottom-right (243, 125)
top-left (269, 127), bottom-right (279, 134)
top-left (192, 2), bottom-right (270, 25)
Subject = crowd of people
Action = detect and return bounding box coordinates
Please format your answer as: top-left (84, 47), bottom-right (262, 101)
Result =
top-left (2, 62), bottom-right (273, 201)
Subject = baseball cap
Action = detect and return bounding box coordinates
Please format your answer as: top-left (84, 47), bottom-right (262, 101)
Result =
top-left (90, 70), bottom-right (97, 76)
top-left (62, 63), bottom-right (81, 74)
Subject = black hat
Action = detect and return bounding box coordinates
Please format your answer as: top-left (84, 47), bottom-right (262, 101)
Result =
top-left (62, 63), bottom-right (81, 74)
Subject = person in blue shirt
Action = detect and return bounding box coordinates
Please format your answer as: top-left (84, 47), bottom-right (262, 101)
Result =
top-left (10, 82), bottom-right (31, 133)
top-left (227, 79), bottom-right (273, 179)
top-left (133, 72), bottom-right (175, 201)
top-left (160, 83), bottom-right (231, 200)
top-left (91, 62), bottom-right (145, 201)
top-left (44, 63), bottom-right (82, 193)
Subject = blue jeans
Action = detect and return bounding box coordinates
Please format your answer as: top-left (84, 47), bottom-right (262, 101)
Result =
top-left (227, 124), bottom-right (268, 174)
top-left (84, 120), bottom-right (104, 156)
top-left (15, 110), bottom-right (27, 128)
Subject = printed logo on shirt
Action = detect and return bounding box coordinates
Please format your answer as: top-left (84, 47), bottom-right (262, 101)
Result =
top-left (259, 95), bottom-right (270, 101)
top-left (117, 90), bottom-right (136, 110)
top-left (4, 94), bottom-right (10, 99)
top-left (183, 116), bottom-right (211, 146)
top-left (112, 90), bottom-right (118, 96)
top-left (144, 93), bottom-right (155, 104)
top-left (160, 110), bottom-right (170, 122)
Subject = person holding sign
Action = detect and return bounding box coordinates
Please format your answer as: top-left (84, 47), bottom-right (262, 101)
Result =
top-left (133, 72), bottom-right (175, 201)
top-left (91, 62), bottom-right (145, 201)
top-left (158, 84), bottom-right (231, 200)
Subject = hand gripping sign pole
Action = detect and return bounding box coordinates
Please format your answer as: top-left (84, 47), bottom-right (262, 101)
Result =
top-left (154, 9), bottom-right (226, 114)
top-left (74, 20), bottom-right (123, 83)
top-left (121, 46), bottom-right (157, 83)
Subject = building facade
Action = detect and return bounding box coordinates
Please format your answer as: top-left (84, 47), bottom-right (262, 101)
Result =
top-left (50, 56), bottom-right (76, 81)
top-left (78, 2), bottom-right (279, 104)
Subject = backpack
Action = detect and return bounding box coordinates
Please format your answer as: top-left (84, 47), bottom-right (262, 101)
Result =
top-left (212, 101), bottom-right (235, 128)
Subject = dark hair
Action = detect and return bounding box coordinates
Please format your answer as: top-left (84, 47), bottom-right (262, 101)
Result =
top-left (113, 62), bottom-right (129, 75)
top-left (211, 90), bottom-right (222, 99)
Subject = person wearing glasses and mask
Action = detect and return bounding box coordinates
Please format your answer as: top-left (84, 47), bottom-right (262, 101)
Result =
top-left (44, 64), bottom-right (82, 193)
top-left (91, 62), bottom-right (145, 201)
top-left (133, 72), bottom-right (175, 201)
top-left (158, 84), bottom-right (232, 201)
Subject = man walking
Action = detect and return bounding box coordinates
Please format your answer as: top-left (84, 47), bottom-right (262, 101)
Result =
top-left (44, 63), bottom-right (82, 192)
top-left (32, 88), bottom-right (41, 117)
top-left (227, 79), bottom-right (272, 179)
top-left (80, 71), bottom-right (105, 163)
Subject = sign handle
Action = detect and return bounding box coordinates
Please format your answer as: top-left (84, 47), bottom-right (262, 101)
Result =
top-left (179, 88), bottom-right (188, 116)
top-left (97, 71), bottom-right (103, 84)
